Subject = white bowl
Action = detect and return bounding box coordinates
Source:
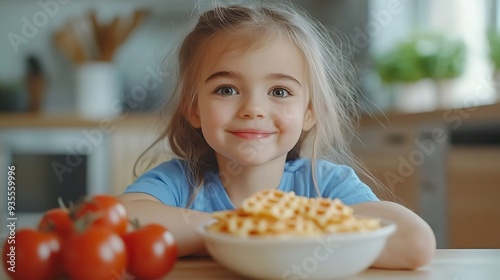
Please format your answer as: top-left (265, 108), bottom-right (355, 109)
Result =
top-left (197, 218), bottom-right (396, 280)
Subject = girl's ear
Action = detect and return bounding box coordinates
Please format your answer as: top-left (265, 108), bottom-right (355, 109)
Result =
top-left (302, 106), bottom-right (316, 131)
top-left (188, 107), bottom-right (201, 128)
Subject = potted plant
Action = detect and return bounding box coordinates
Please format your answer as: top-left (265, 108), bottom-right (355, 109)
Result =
top-left (375, 33), bottom-right (466, 111)
top-left (487, 30), bottom-right (500, 100)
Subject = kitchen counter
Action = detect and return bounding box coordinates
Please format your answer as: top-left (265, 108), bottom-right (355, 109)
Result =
top-left (0, 249), bottom-right (498, 279)
top-left (359, 102), bottom-right (500, 127)
top-left (168, 249), bottom-right (499, 279)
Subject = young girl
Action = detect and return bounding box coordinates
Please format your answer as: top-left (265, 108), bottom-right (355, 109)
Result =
top-left (118, 1), bottom-right (435, 269)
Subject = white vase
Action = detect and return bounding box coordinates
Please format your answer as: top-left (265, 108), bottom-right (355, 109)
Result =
top-left (493, 71), bottom-right (500, 102)
top-left (434, 79), bottom-right (455, 109)
top-left (393, 79), bottom-right (438, 113)
top-left (75, 62), bottom-right (122, 119)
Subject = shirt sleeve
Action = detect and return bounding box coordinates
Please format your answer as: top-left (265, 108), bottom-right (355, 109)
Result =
top-left (317, 160), bottom-right (379, 205)
top-left (123, 159), bottom-right (189, 207)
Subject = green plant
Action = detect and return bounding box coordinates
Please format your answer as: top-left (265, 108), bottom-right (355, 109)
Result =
top-left (375, 33), bottom-right (466, 83)
top-left (487, 30), bottom-right (500, 70)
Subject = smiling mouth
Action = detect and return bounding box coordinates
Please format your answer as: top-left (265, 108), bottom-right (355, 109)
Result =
top-left (229, 131), bottom-right (275, 140)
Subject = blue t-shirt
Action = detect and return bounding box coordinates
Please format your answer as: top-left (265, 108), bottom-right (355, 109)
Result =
top-left (124, 158), bottom-right (379, 212)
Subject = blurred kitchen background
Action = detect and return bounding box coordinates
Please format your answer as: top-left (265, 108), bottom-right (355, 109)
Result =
top-left (0, 0), bottom-right (499, 249)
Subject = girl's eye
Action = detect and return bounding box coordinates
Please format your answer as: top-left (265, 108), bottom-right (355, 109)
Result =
top-left (269, 88), bottom-right (291, 98)
top-left (215, 86), bottom-right (238, 96)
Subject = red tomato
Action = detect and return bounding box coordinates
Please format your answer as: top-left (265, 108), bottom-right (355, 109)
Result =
top-left (38, 208), bottom-right (74, 238)
top-left (2, 228), bottom-right (63, 280)
top-left (75, 194), bottom-right (128, 236)
top-left (62, 226), bottom-right (127, 280)
top-left (124, 224), bottom-right (178, 279)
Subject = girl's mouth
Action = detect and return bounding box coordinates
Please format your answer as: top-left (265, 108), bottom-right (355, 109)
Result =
top-left (228, 130), bottom-right (275, 140)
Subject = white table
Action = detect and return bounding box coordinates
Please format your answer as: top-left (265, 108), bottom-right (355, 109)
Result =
top-left (164, 249), bottom-right (500, 279)
top-left (1, 249), bottom-right (499, 279)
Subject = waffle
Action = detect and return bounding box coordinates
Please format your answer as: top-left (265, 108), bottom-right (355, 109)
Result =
top-left (301, 197), bottom-right (353, 227)
top-left (208, 209), bottom-right (277, 236)
top-left (323, 216), bottom-right (381, 233)
top-left (208, 208), bottom-right (323, 236)
top-left (208, 189), bottom-right (381, 237)
top-left (241, 189), bottom-right (306, 219)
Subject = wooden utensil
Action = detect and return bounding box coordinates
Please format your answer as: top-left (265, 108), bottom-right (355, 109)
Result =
top-left (55, 10), bottom-right (148, 63)
top-left (54, 24), bottom-right (86, 64)
top-left (88, 9), bottom-right (148, 61)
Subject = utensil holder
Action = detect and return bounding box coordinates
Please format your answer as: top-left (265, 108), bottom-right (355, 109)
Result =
top-left (75, 62), bottom-right (122, 119)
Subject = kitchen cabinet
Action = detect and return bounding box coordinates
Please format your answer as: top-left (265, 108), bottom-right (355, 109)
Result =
top-left (353, 103), bottom-right (500, 249)
top-left (352, 122), bottom-right (449, 248)
top-left (447, 147), bottom-right (500, 248)
top-left (351, 126), bottom-right (420, 212)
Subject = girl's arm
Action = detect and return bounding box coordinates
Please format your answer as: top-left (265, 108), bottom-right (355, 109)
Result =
top-left (351, 201), bottom-right (436, 270)
top-left (117, 193), bottom-right (212, 257)
top-left (118, 194), bottom-right (435, 267)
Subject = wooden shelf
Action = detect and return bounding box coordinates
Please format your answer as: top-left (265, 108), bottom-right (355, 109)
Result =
top-left (359, 103), bottom-right (500, 127)
top-left (0, 112), bottom-right (159, 128)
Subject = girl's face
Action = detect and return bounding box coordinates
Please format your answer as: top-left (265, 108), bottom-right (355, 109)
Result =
top-left (189, 34), bottom-right (315, 167)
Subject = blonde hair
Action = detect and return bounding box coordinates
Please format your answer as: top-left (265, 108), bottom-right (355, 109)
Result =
top-left (138, 1), bottom-right (371, 204)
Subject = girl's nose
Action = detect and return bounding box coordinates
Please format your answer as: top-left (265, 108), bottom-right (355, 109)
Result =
top-left (238, 95), bottom-right (266, 119)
